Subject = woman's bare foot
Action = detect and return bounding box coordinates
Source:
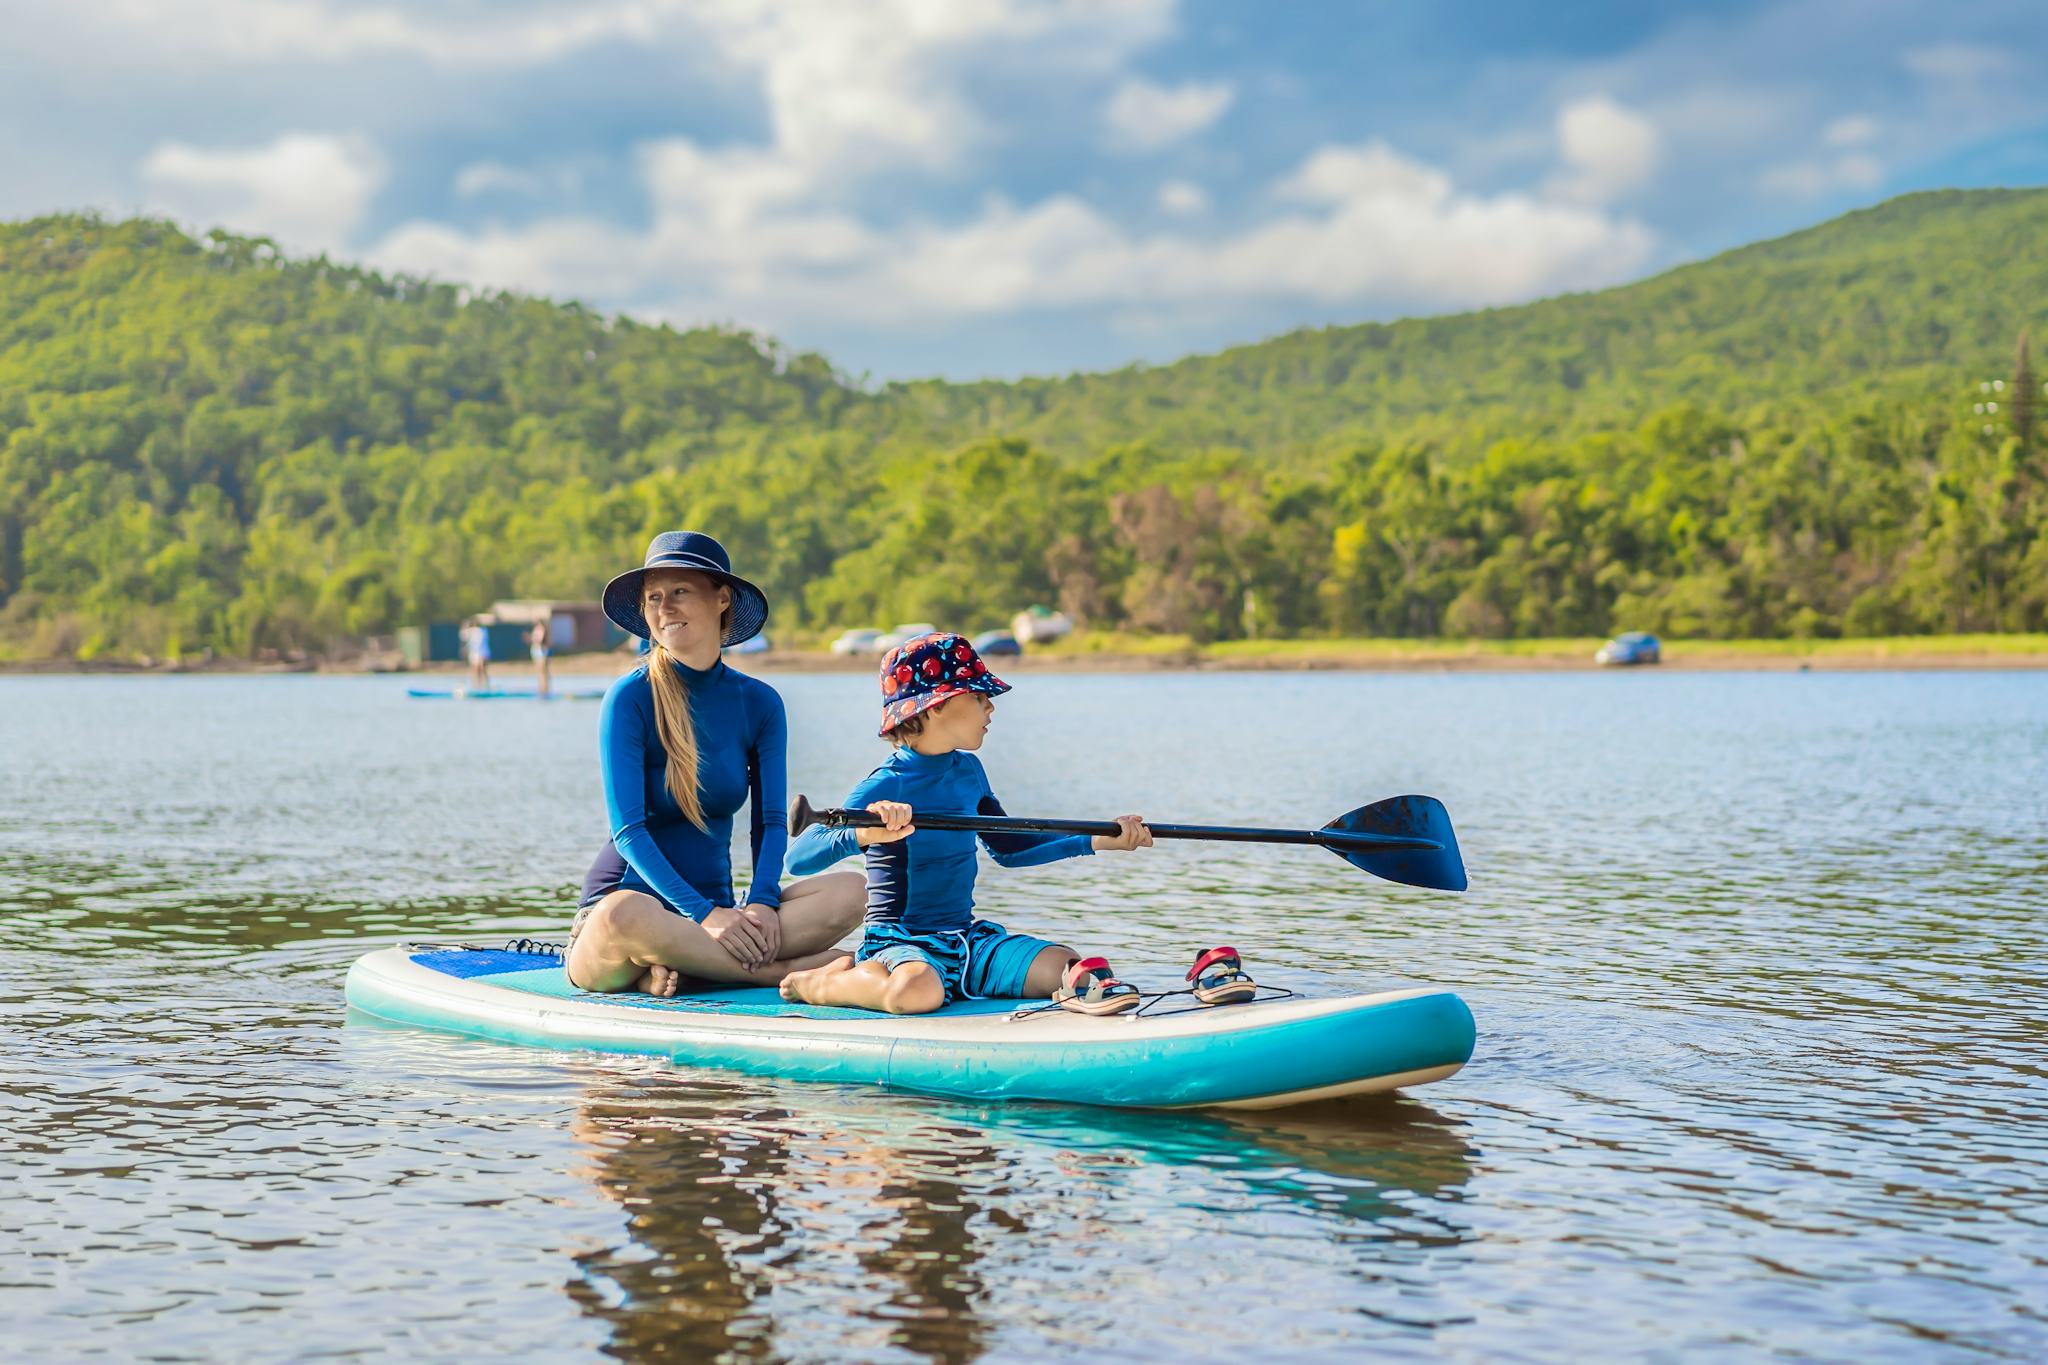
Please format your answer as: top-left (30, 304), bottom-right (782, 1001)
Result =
top-left (631, 962), bottom-right (683, 997)
top-left (780, 954), bottom-right (855, 1001)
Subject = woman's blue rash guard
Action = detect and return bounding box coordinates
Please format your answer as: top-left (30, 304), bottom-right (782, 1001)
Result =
top-left (784, 747), bottom-right (1091, 933)
top-left (580, 657), bottom-right (788, 921)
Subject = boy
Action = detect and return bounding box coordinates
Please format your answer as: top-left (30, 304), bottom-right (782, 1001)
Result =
top-left (781, 632), bottom-right (1152, 1015)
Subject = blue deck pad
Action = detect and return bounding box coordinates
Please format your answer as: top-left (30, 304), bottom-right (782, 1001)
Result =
top-left (411, 949), bottom-right (561, 978)
top-left (408, 949), bottom-right (1027, 1021)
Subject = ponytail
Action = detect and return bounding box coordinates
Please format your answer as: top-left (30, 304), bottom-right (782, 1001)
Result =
top-left (646, 643), bottom-right (707, 831)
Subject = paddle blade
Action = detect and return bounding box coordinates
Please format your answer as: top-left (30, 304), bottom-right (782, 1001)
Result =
top-left (1321, 795), bottom-right (1468, 891)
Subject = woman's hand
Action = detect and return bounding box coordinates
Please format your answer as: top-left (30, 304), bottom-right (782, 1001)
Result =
top-left (740, 901), bottom-right (782, 963)
top-left (856, 801), bottom-right (916, 847)
top-left (1091, 814), bottom-right (1153, 853)
top-left (702, 905), bottom-right (769, 968)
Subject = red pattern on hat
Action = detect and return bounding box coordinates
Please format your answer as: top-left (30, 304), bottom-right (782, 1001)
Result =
top-left (873, 630), bottom-right (1012, 734)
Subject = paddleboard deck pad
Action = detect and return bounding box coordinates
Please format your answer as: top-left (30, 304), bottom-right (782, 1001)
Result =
top-left (346, 944), bottom-right (1475, 1109)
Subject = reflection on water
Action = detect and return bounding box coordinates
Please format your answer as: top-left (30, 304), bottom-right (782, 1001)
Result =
top-left (3, 671), bottom-right (2046, 1360)
top-left (554, 1072), bottom-right (1475, 1364)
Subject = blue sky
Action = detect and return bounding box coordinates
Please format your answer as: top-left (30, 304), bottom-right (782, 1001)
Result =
top-left (2, 0), bottom-right (2043, 380)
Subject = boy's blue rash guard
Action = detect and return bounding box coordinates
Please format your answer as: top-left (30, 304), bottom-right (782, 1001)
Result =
top-left (784, 747), bottom-right (1091, 933)
top-left (584, 658), bottom-right (788, 920)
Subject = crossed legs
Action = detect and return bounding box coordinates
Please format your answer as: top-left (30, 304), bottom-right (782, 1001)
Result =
top-left (566, 870), bottom-right (865, 994)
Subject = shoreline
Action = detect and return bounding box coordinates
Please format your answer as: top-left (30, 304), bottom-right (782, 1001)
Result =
top-left (5, 635), bottom-right (2046, 677)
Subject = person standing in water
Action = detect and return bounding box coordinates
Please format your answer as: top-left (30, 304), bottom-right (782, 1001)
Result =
top-left (566, 532), bottom-right (864, 995)
top-left (529, 618), bottom-right (553, 698)
top-left (464, 618), bottom-right (492, 693)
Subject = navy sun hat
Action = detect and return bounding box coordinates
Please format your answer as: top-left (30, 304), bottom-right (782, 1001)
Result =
top-left (878, 632), bottom-right (1011, 735)
top-left (603, 531), bottom-right (769, 646)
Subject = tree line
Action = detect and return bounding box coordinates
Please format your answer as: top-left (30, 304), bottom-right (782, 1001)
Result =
top-left (2, 198), bottom-right (2045, 661)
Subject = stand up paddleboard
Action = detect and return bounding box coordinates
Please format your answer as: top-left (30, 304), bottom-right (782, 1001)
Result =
top-left (344, 944), bottom-right (1475, 1110)
top-left (405, 688), bottom-right (607, 701)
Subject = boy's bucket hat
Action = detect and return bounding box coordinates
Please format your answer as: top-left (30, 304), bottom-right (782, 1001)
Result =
top-left (603, 531), bottom-right (769, 645)
top-left (878, 632), bottom-right (1011, 735)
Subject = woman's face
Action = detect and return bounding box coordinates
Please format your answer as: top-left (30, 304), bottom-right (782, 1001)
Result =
top-left (641, 569), bottom-right (730, 655)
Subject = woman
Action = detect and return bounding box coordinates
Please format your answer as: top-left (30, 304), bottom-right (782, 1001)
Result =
top-left (568, 531), bottom-right (863, 995)
top-left (528, 618), bottom-right (552, 698)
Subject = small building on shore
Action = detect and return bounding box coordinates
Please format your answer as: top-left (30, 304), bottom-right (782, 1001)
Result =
top-left (396, 600), bottom-right (625, 666)
top-left (488, 600), bottom-right (620, 653)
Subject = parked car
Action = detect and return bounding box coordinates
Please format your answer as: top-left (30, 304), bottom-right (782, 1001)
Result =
top-left (1596, 631), bottom-right (1662, 666)
top-left (723, 634), bottom-right (771, 655)
top-left (874, 622), bottom-right (940, 654)
top-left (829, 628), bottom-right (885, 656)
top-left (971, 630), bottom-right (1023, 657)
top-left (1011, 605), bottom-right (1072, 643)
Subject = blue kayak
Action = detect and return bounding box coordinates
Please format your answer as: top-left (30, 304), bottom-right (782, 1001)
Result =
top-left (344, 944), bottom-right (1476, 1110)
top-left (406, 688), bottom-right (606, 701)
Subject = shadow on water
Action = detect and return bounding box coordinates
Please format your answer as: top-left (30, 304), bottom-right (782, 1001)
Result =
top-left (550, 1070), bottom-right (1476, 1363)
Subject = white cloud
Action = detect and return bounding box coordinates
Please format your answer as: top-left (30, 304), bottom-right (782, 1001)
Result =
top-left (675, 2), bottom-right (1178, 187)
top-left (373, 134), bottom-right (1652, 331)
top-left (1757, 104), bottom-right (1889, 198)
top-left (34, 0), bottom-right (693, 67)
top-left (1277, 142), bottom-right (1450, 208)
top-left (1549, 94), bottom-right (1658, 204)
top-left (25, 1), bottom-right (1176, 183)
top-left (1157, 179), bottom-right (1209, 216)
top-left (141, 132), bottom-right (385, 254)
top-left (455, 161), bottom-right (547, 199)
top-left (1647, 84), bottom-right (1801, 154)
top-left (1105, 77), bottom-right (1235, 151)
top-left (1822, 114), bottom-right (1878, 146)
top-left (1210, 141), bottom-right (1653, 308)
top-left (119, 1), bottom-right (1180, 271)
top-left (1757, 152), bottom-right (1884, 198)
top-left (1902, 41), bottom-right (2018, 84)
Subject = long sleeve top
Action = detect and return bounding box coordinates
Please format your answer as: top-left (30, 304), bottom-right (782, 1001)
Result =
top-left (784, 746), bottom-right (1091, 934)
top-left (579, 657), bottom-right (788, 919)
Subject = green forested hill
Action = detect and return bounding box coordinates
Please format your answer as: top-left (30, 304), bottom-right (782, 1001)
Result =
top-left (2, 192), bottom-right (2045, 660)
top-left (892, 189), bottom-right (2048, 459)
top-left (0, 214), bottom-right (875, 656)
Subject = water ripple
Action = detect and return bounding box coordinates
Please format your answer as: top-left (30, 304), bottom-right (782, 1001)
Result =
top-left (2, 671), bottom-right (2045, 1361)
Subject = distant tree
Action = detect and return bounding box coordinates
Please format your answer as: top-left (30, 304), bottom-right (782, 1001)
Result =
top-left (2013, 332), bottom-right (2036, 447)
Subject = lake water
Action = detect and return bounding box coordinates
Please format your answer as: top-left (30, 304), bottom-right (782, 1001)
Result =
top-left (3, 668), bottom-right (2044, 1361)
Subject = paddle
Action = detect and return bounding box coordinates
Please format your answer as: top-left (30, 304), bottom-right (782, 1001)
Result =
top-left (788, 793), bottom-right (1467, 891)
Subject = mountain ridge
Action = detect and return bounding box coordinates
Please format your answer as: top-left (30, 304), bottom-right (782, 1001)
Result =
top-left (2, 187), bottom-right (2044, 657)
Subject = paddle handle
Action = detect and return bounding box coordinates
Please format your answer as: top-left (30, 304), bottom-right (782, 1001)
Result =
top-left (793, 800), bottom-right (1441, 853)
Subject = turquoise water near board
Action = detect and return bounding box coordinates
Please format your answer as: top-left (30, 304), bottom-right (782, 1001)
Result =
top-left (2, 669), bottom-right (2044, 1360)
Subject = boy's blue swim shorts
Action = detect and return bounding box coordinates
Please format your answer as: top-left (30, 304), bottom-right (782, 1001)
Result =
top-left (856, 919), bottom-right (1060, 1001)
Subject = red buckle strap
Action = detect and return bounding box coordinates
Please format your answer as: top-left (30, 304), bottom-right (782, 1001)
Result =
top-left (1064, 955), bottom-right (1112, 989)
top-left (1186, 946), bottom-right (1240, 983)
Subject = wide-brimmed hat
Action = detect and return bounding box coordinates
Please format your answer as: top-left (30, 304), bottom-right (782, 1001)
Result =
top-left (878, 632), bottom-right (1011, 735)
top-left (603, 531), bottom-right (769, 645)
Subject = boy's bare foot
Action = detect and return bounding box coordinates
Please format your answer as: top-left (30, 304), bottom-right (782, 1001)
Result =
top-left (780, 954), bottom-right (855, 1002)
top-left (631, 963), bottom-right (683, 997)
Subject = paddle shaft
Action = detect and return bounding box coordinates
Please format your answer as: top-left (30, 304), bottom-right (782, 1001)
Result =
top-left (805, 806), bottom-right (1442, 853)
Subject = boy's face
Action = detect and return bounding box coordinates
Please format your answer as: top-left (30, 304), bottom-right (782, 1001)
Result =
top-left (911, 692), bottom-right (994, 754)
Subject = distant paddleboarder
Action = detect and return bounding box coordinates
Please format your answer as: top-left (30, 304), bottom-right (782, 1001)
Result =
top-left (529, 618), bottom-right (553, 698)
top-left (463, 619), bottom-right (492, 693)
